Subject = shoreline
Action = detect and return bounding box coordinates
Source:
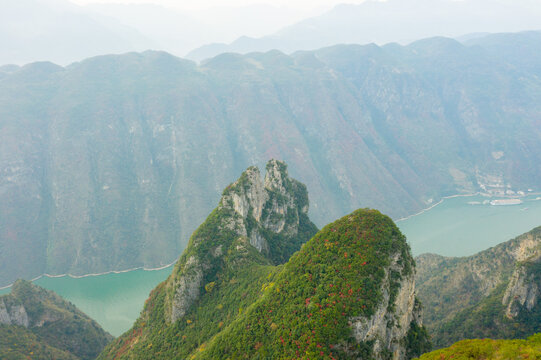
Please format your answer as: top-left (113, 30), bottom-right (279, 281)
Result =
top-left (0, 260), bottom-right (177, 291)
top-left (395, 192), bottom-right (480, 223)
top-left (3, 192), bottom-right (539, 292)
top-left (395, 191), bottom-right (541, 223)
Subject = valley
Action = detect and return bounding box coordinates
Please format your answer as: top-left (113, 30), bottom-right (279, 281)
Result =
top-left (4, 193), bottom-right (540, 337)
top-left (2, 34), bottom-right (541, 288)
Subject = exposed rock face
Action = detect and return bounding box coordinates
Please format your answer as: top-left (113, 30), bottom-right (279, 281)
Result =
top-left (0, 299), bottom-right (29, 327)
top-left (503, 255), bottom-right (541, 319)
top-left (1, 280), bottom-right (112, 360)
top-left (171, 256), bottom-right (204, 321)
top-left (219, 160), bottom-right (310, 249)
top-left (350, 254), bottom-right (420, 360)
top-left (416, 226), bottom-right (541, 347)
top-left (168, 160), bottom-right (317, 323)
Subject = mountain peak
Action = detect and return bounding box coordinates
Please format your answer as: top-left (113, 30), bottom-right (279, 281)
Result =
top-left (220, 159), bottom-right (311, 255)
top-left (190, 208), bottom-right (428, 359)
top-left (166, 160), bottom-right (317, 323)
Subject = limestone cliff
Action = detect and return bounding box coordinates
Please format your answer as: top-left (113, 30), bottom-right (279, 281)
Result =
top-left (0, 298), bottom-right (29, 327)
top-left (416, 226), bottom-right (541, 348)
top-left (98, 167), bottom-right (429, 360)
top-left (503, 254), bottom-right (541, 319)
top-left (350, 253), bottom-right (422, 360)
top-left (167, 159), bottom-right (317, 323)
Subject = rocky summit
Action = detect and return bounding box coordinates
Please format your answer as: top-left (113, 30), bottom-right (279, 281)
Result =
top-left (99, 161), bottom-right (430, 360)
top-left (167, 159), bottom-right (317, 323)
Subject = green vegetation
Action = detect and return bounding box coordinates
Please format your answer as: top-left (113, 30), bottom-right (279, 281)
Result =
top-left (195, 209), bottom-right (420, 360)
top-left (99, 204), bottom-right (428, 359)
top-left (3, 33), bottom-right (541, 288)
top-left (98, 162), bottom-right (320, 359)
top-left (416, 226), bottom-right (541, 348)
top-left (0, 280), bottom-right (113, 360)
top-left (416, 333), bottom-right (541, 360)
top-left (0, 324), bottom-right (77, 360)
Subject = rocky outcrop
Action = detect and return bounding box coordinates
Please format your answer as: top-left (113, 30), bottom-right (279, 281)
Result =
top-left (416, 226), bottom-right (541, 347)
top-left (1, 280), bottom-right (112, 360)
top-left (219, 159), bottom-right (310, 251)
top-left (350, 254), bottom-right (420, 360)
top-left (503, 255), bottom-right (541, 319)
top-left (171, 256), bottom-right (204, 321)
top-left (168, 160), bottom-right (318, 323)
top-left (0, 298), bottom-right (29, 327)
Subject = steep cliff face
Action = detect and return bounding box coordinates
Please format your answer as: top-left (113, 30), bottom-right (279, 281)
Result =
top-left (3, 35), bottom-right (541, 288)
top-left (0, 298), bottom-right (29, 327)
top-left (0, 280), bottom-right (113, 360)
top-left (99, 160), bottom-right (319, 359)
top-left (349, 253), bottom-right (422, 359)
top-left (167, 159), bottom-right (317, 323)
top-left (503, 255), bottom-right (541, 319)
top-left (99, 165), bottom-right (429, 360)
top-left (416, 226), bottom-right (541, 348)
top-left (193, 209), bottom-right (429, 360)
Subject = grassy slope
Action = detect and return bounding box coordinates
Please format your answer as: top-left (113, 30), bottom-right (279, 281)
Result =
top-left (0, 324), bottom-right (78, 360)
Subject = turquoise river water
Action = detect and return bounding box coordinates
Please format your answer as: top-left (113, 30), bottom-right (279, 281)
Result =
top-left (2, 194), bottom-right (540, 336)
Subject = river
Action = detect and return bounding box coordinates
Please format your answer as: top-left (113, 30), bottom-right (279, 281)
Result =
top-left (2, 195), bottom-right (540, 336)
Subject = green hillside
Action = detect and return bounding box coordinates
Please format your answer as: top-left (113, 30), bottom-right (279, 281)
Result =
top-left (416, 226), bottom-right (541, 348)
top-left (99, 164), bottom-right (429, 359)
top-left (0, 280), bottom-right (113, 360)
top-left (416, 333), bottom-right (541, 360)
top-left (194, 209), bottom-right (427, 359)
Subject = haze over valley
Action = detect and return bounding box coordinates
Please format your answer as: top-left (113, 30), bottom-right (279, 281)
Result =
top-left (3, 0), bottom-right (541, 64)
top-left (1, 0), bottom-right (541, 359)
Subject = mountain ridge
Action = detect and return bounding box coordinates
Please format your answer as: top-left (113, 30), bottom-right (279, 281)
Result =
top-left (99, 161), bottom-right (430, 359)
top-left (1, 33), bottom-right (540, 287)
top-left (416, 226), bottom-right (541, 348)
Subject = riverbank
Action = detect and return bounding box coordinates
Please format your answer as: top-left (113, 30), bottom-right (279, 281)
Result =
top-left (0, 260), bottom-right (177, 291)
top-left (396, 193), bottom-right (480, 223)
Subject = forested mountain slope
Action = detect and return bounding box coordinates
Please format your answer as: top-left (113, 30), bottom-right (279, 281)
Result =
top-left (0, 280), bottom-right (113, 360)
top-left (416, 226), bottom-right (541, 348)
top-left (99, 162), bottom-right (429, 359)
top-left (1, 33), bottom-right (540, 286)
top-left (416, 333), bottom-right (541, 360)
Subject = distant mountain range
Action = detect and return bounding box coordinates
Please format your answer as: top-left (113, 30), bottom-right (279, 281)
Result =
top-left (2, 0), bottom-right (541, 65)
top-left (0, 0), bottom-right (153, 65)
top-left (186, 0), bottom-right (541, 61)
top-left (1, 32), bottom-right (541, 288)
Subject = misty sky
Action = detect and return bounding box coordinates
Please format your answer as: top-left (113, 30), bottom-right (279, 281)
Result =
top-left (71, 0), bottom-right (367, 11)
top-left (3, 0), bottom-right (541, 65)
